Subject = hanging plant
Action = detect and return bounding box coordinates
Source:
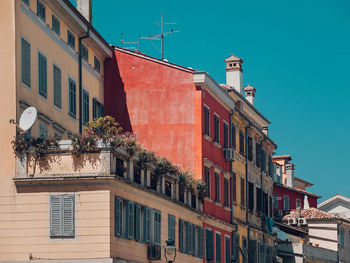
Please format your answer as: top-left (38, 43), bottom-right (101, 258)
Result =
top-left (32, 136), bottom-right (59, 159)
top-left (154, 157), bottom-right (179, 179)
top-left (138, 149), bottom-right (157, 169)
top-left (11, 133), bottom-right (32, 156)
top-left (70, 133), bottom-right (98, 156)
top-left (196, 180), bottom-right (207, 202)
top-left (119, 132), bottom-right (142, 157)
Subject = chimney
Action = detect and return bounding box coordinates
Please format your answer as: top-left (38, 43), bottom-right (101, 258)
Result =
top-left (244, 84), bottom-right (256, 105)
top-left (262, 126), bottom-right (268, 136)
top-left (285, 163), bottom-right (295, 188)
top-left (77, 0), bottom-right (92, 23)
top-left (225, 54), bottom-right (243, 94)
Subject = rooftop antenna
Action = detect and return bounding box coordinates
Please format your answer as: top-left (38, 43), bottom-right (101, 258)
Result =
top-left (10, 106), bottom-right (37, 134)
top-left (120, 33), bottom-right (140, 51)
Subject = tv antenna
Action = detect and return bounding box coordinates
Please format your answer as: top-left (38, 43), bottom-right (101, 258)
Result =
top-left (120, 33), bottom-right (140, 51)
top-left (10, 106), bottom-right (37, 133)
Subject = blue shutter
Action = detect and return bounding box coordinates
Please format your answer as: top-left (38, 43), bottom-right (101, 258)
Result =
top-left (232, 233), bottom-right (240, 263)
top-left (128, 201), bottom-right (134, 239)
top-left (179, 219), bottom-right (183, 252)
top-left (38, 52), bottom-right (47, 98)
top-left (144, 207), bottom-right (151, 242)
top-left (114, 197), bottom-right (121, 237)
top-left (62, 195), bottom-right (74, 237)
top-left (21, 38), bottom-right (31, 87)
top-left (199, 227), bottom-right (204, 258)
top-left (168, 214), bottom-right (175, 241)
top-left (192, 224), bottom-right (196, 256)
top-left (50, 196), bottom-right (62, 237)
top-left (184, 222), bottom-right (189, 253)
top-left (135, 203), bottom-right (140, 241)
top-left (206, 229), bottom-right (213, 260)
top-left (216, 233), bottom-right (221, 263)
top-left (188, 223), bottom-right (193, 254)
top-left (53, 65), bottom-right (61, 108)
top-left (153, 210), bottom-right (161, 245)
top-left (225, 236), bottom-right (230, 263)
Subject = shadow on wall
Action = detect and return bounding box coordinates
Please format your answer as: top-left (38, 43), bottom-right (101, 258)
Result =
top-left (104, 52), bottom-right (132, 133)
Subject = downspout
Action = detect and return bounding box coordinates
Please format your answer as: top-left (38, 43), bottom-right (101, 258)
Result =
top-left (245, 123), bottom-right (251, 262)
top-left (79, 29), bottom-right (90, 133)
top-left (261, 138), bottom-right (267, 244)
top-left (337, 221), bottom-right (343, 263)
top-left (230, 110), bottom-right (234, 224)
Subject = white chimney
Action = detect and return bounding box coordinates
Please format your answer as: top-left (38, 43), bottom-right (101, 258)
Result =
top-left (285, 163), bottom-right (295, 188)
top-left (77, 0), bottom-right (92, 23)
top-left (244, 84), bottom-right (256, 105)
top-left (225, 54), bottom-right (243, 94)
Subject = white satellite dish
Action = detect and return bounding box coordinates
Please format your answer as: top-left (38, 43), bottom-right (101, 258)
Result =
top-left (19, 106), bottom-right (37, 132)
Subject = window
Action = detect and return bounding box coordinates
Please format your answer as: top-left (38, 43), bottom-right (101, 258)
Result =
top-left (206, 229), bottom-right (214, 261)
top-left (242, 237), bottom-right (247, 263)
top-left (214, 115), bottom-right (220, 143)
top-left (39, 121), bottom-right (48, 137)
top-left (216, 233), bottom-right (221, 263)
top-left (223, 122), bottom-right (228, 148)
top-left (93, 98), bottom-right (104, 119)
top-left (224, 178), bottom-right (229, 207)
top-left (191, 193), bottom-right (196, 209)
top-left (67, 30), bottom-right (75, 49)
top-left (261, 149), bottom-right (266, 172)
top-left (38, 52), bottom-right (47, 98)
top-left (116, 158), bottom-right (124, 177)
top-left (94, 56), bottom-right (101, 73)
top-left (153, 209), bottom-right (161, 245)
top-left (232, 233), bottom-right (240, 263)
top-left (168, 214), bottom-right (175, 241)
top-left (205, 166), bottom-right (210, 199)
top-left (263, 192), bottom-right (268, 215)
top-left (248, 182), bottom-right (254, 211)
top-left (249, 240), bottom-right (257, 263)
top-left (134, 165), bottom-right (141, 184)
top-left (68, 78), bottom-right (76, 118)
top-left (239, 131), bottom-right (244, 155)
top-left (256, 188), bottom-right (262, 213)
top-left (53, 64), bottom-right (61, 108)
top-left (256, 143), bottom-right (261, 168)
top-left (232, 172), bottom-right (236, 203)
top-left (340, 229), bottom-right (344, 249)
top-left (50, 195), bottom-right (74, 237)
top-left (231, 124), bottom-right (236, 149)
top-left (204, 106), bottom-right (210, 136)
top-left (247, 136), bottom-right (253, 161)
top-left (82, 89), bottom-right (89, 124)
top-left (150, 173), bottom-right (157, 191)
top-left (274, 195), bottom-right (279, 209)
top-left (240, 177), bottom-right (245, 207)
top-left (284, 196), bottom-right (289, 211)
top-left (54, 130), bottom-right (62, 139)
top-left (37, 0), bottom-right (45, 21)
top-left (22, 0), bottom-right (30, 6)
top-left (165, 180), bottom-right (172, 197)
top-left (296, 199), bottom-right (301, 208)
top-left (52, 15), bottom-right (60, 35)
top-left (21, 38), bottom-right (31, 87)
top-left (225, 236), bottom-right (231, 263)
top-left (179, 219), bottom-right (204, 257)
top-left (268, 156), bottom-right (273, 178)
top-left (214, 172), bottom-right (220, 202)
top-left (81, 43), bottom-right (88, 62)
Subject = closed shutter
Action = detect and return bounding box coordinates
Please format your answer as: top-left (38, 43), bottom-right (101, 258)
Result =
top-left (184, 222), bottom-right (189, 253)
top-left (179, 219), bottom-right (183, 252)
top-left (135, 203), bottom-right (141, 241)
top-left (168, 214), bottom-right (175, 241)
top-left (206, 229), bottom-right (213, 261)
top-left (192, 224), bottom-right (196, 256)
top-left (53, 65), bottom-right (61, 108)
top-left (128, 201), bottom-right (134, 239)
top-left (21, 38), bottom-right (31, 87)
top-left (62, 195), bottom-right (74, 237)
top-left (258, 243), bottom-right (265, 263)
top-left (50, 196), bottom-right (62, 237)
top-left (188, 223), bottom-right (193, 254)
top-left (114, 197), bottom-right (121, 236)
top-left (232, 172), bottom-right (236, 203)
top-left (93, 98), bottom-right (97, 119)
top-left (216, 233), bottom-right (221, 263)
top-left (225, 236), bottom-right (230, 263)
top-left (199, 227), bottom-right (204, 258)
top-left (155, 210), bottom-right (161, 245)
top-left (249, 240), bottom-right (257, 263)
top-left (38, 53), bottom-right (47, 98)
top-left (83, 90), bottom-right (89, 124)
top-left (232, 233), bottom-right (240, 263)
top-left (69, 79), bottom-right (76, 117)
top-left (144, 206), bottom-right (151, 242)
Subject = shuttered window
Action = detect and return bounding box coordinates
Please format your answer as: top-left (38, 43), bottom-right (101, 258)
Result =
top-left (256, 143), bottom-right (261, 168)
top-left (52, 15), bottom-right (60, 35)
top-left (135, 204), bottom-right (141, 241)
top-left (199, 227), bottom-right (204, 258)
top-left (249, 240), bottom-right (257, 263)
top-left (258, 243), bottom-right (265, 263)
top-left (93, 98), bottom-right (104, 119)
top-left (168, 214), bottom-right (175, 241)
top-left (261, 149), bottom-right (266, 172)
top-left (37, 0), bottom-right (46, 21)
top-left (114, 196), bottom-right (122, 237)
top-left (247, 136), bottom-right (253, 161)
top-left (204, 106), bottom-right (210, 136)
top-left (53, 64), bottom-right (61, 108)
top-left (232, 233), bottom-right (240, 263)
top-left (239, 131), bottom-right (244, 155)
top-left (340, 229), bottom-right (344, 248)
top-left (144, 206), bottom-right (151, 242)
top-left (179, 219), bottom-right (184, 252)
top-left (214, 172), bottom-right (220, 202)
top-left (206, 229), bottom-right (213, 261)
top-left (242, 237), bottom-right (247, 263)
top-left (38, 52), bottom-right (47, 98)
top-left (205, 166), bottom-right (211, 199)
top-left (153, 209), bottom-right (161, 245)
top-left (94, 56), bottom-right (101, 73)
top-left (21, 38), bottom-right (31, 87)
top-left (214, 115), bottom-right (220, 143)
top-left (232, 172), bottom-right (236, 203)
top-left (69, 78), bottom-right (76, 118)
top-left (82, 89), bottom-right (89, 124)
top-left (240, 177), bottom-right (245, 207)
top-left (248, 182), bottom-right (254, 211)
top-left (127, 201), bottom-right (135, 239)
top-left (188, 223), bottom-right (193, 254)
top-left (67, 30), bottom-right (75, 49)
top-left (81, 43), bottom-right (88, 62)
top-left (50, 195), bottom-right (74, 237)
top-left (224, 178), bottom-right (229, 207)
top-left (231, 125), bottom-right (236, 149)
top-left (216, 233), bottom-right (221, 263)
top-left (284, 196), bottom-right (289, 211)
top-left (225, 236), bottom-right (231, 263)
top-left (223, 122), bottom-right (228, 148)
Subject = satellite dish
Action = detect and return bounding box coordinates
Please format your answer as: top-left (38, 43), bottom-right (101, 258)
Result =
top-left (19, 106), bottom-right (37, 131)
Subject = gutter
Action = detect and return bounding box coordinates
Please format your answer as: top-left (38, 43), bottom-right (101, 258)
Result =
top-left (78, 29), bottom-right (90, 133)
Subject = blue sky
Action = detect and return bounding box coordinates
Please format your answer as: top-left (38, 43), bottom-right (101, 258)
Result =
top-left (86, 0), bottom-right (350, 201)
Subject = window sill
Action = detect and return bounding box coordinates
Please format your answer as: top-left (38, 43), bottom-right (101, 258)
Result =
top-left (204, 135), bottom-right (212, 142)
top-left (215, 202), bottom-right (223, 207)
top-left (214, 142), bottom-right (222, 149)
top-left (205, 197), bottom-right (213, 203)
top-left (224, 206), bottom-right (232, 211)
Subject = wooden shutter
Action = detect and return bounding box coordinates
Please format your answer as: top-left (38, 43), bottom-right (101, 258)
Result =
top-left (62, 195), bottom-right (74, 237)
top-left (53, 65), bottom-right (61, 108)
top-left (258, 243), bottom-right (265, 263)
top-left (21, 38), bottom-right (31, 86)
top-left (114, 197), bottom-right (121, 237)
top-left (249, 240), bottom-right (257, 263)
top-left (231, 125), bottom-right (236, 149)
top-left (38, 53), bottom-right (47, 98)
top-left (206, 229), bottom-right (213, 261)
top-left (128, 201), bottom-right (134, 239)
top-left (216, 233), bottom-right (221, 263)
top-left (232, 172), bottom-right (236, 203)
top-left (135, 203), bottom-right (140, 241)
top-left (144, 206), bottom-right (151, 242)
top-left (188, 223), bottom-right (193, 254)
top-left (232, 233), bottom-right (240, 263)
top-left (199, 227), bottom-right (204, 258)
top-left (179, 219), bottom-right (183, 252)
top-left (225, 236), bottom-right (230, 263)
top-left (50, 196), bottom-right (62, 237)
top-left (240, 177), bottom-right (245, 207)
top-left (168, 214), bottom-right (175, 241)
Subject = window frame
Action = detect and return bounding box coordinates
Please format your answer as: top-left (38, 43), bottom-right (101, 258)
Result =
top-left (213, 114), bottom-right (220, 143)
top-left (68, 78), bottom-right (76, 118)
top-left (94, 56), bottom-right (101, 73)
top-left (52, 14), bottom-right (60, 35)
top-left (204, 105), bottom-right (210, 137)
top-left (67, 30), bottom-right (75, 50)
top-left (21, 37), bottom-right (31, 88)
top-left (53, 63), bottom-right (62, 109)
top-left (50, 195), bottom-right (75, 238)
top-left (37, 0), bottom-right (46, 21)
top-left (38, 51), bottom-right (47, 99)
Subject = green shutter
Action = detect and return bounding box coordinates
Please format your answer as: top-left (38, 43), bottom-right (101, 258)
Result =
top-left (128, 201), bottom-right (134, 239)
top-left (168, 214), bottom-right (175, 241)
top-left (225, 236), bottom-right (230, 263)
top-left (135, 203), bottom-right (140, 241)
top-left (188, 223), bottom-right (193, 254)
top-left (232, 233), bottom-right (240, 263)
top-left (206, 229), bottom-right (213, 261)
top-left (216, 233), bottom-right (221, 263)
top-left (192, 224), bottom-right (196, 256)
top-left (154, 210), bottom-right (161, 245)
top-left (53, 65), bottom-right (61, 108)
top-left (50, 196), bottom-right (62, 237)
top-left (199, 227), bottom-right (204, 258)
top-left (114, 197), bottom-right (121, 237)
top-left (62, 195), bottom-right (74, 237)
top-left (185, 222), bottom-right (189, 253)
top-left (145, 206), bottom-right (151, 242)
top-left (38, 52), bottom-right (47, 98)
top-left (21, 38), bottom-right (31, 87)
top-left (179, 219), bottom-right (183, 252)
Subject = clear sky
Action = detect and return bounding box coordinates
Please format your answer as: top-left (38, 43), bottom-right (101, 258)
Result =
top-left (85, 0), bottom-right (350, 201)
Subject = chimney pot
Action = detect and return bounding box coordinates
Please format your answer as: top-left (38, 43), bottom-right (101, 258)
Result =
top-left (244, 84), bottom-right (256, 105)
top-left (225, 54), bottom-right (243, 94)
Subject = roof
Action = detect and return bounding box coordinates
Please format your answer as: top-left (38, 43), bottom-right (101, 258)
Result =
top-left (282, 208), bottom-right (350, 223)
top-left (273, 155), bottom-right (292, 161)
top-left (224, 54), bottom-right (243, 63)
top-left (274, 182), bottom-right (320, 198)
top-left (294, 176), bottom-right (313, 187)
top-left (318, 193), bottom-right (350, 209)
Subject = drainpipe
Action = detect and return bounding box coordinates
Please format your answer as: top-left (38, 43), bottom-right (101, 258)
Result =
top-left (245, 123), bottom-right (251, 261)
top-left (337, 221), bottom-right (343, 263)
top-left (230, 110), bottom-right (234, 224)
top-left (79, 29), bottom-right (90, 133)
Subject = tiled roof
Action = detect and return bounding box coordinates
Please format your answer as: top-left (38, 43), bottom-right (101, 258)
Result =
top-left (282, 208), bottom-right (350, 223)
top-left (274, 182), bottom-right (320, 198)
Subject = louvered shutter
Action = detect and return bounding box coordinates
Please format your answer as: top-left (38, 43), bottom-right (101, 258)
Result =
top-left (168, 214), bottom-right (175, 241)
top-left (225, 236), bottom-right (230, 263)
top-left (199, 227), bottom-right (204, 258)
top-left (114, 197), bottom-right (121, 237)
top-left (232, 233), bottom-right (240, 263)
top-left (206, 229), bottom-right (213, 260)
top-left (216, 233), bottom-right (221, 263)
top-left (62, 195), bottom-right (74, 237)
top-left (50, 196), bottom-right (62, 237)
top-left (21, 38), bottom-right (31, 86)
top-left (184, 222), bottom-right (189, 253)
top-left (93, 98), bottom-right (97, 119)
top-left (135, 203), bottom-right (140, 241)
top-left (128, 201), bottom-right (134, 239)
top-left (53, 65), bottom-right (61, 108)
top-left (188, 223), bottom-right (193, 254)
top-left (179, 219), bottom-right (183, 252)
top-left (258, 243), bottom-right (266, 263)
top-left (192, 224), bottom-right (196, 256)
top-left (38, 53), bottom-right (47, 98)
top-left (144, 207), bottom-right (151, 242)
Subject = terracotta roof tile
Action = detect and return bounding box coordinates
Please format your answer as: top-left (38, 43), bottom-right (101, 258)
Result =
top-left (282, 208), bottom-right (350, 223)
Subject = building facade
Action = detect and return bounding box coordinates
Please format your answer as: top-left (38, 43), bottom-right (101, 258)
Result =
top-left (319, 194), bottom-right (350, 219)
